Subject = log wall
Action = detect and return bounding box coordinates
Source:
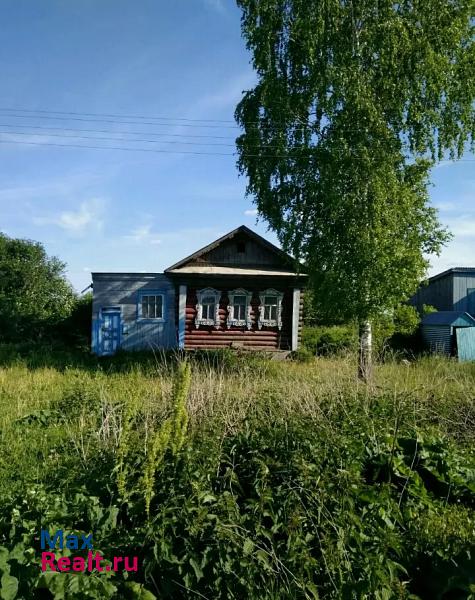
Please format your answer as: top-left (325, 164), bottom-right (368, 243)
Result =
top-left (183, 282), bottom-right (297, 350)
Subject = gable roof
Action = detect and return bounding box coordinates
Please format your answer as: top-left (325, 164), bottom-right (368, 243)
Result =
top-left (421, 311), bottom-right (475, 326)
top-left (165, 225), bottom-right (303, 276)
top-left (427, 267), bottom-right (475, 284)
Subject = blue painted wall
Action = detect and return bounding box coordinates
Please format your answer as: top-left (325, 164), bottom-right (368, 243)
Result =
top-left (91, 273), bottom-right (177, 355)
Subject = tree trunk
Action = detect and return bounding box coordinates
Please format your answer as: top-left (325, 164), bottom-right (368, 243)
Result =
top-left (358, 320), bottom-right (372, 382)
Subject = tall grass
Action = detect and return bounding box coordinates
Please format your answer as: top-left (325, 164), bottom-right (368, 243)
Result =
top-left (0, 348), bottom-right (474, 598)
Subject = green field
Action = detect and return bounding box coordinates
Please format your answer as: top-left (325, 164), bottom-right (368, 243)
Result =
top-left (0, 348), bottom-right (474, 599)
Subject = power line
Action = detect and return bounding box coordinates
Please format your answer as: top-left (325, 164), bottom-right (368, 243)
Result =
top-left (1, 136), bottom-right (474, 161)
top-left (0, 106), bottom-right (239, 124)
top-left (0, 129), bottom-right (238, 147)
top-left (0, 107), bottom-right (323, 132)
top-left (0, 112), bottom-right (242, 130)
top-left (0, 122), bottom-right (234, 141)
top-left (0, 138), bottom-right (235, 156)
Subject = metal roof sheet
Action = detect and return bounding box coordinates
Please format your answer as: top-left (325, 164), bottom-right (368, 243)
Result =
top-left (421, 311), bottom-right (475, 326)
top-left (427, 267), bottom-right (475, 283)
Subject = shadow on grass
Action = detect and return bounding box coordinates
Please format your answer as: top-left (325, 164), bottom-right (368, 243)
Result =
top-left (0, 342), bottom-right (277, 374)
top-left (0, 342), bottom-right (182, 373)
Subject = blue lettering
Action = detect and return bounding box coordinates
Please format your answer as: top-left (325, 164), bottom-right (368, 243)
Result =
top-left (80, 534), bottom-right (93, 550)
top-left (40, 530), bottom-right (63, 550)
top-left (66, 535), bottom-right (78, 550)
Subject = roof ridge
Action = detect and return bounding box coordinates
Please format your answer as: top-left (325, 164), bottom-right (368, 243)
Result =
top-left (165, 225), bottom-right (295, 272)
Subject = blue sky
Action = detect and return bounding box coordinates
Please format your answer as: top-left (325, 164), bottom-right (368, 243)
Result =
top-left (1, 0), bottom-right (473, 292)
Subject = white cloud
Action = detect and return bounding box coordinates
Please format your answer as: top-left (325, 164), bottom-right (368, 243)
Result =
top-left (191, 71), bottom-right (257, 115)
top-left (244, 208), bottom-right (258, 216)
top-left (433, 160), bottom-right (455, 170)
top-left (434, 201), bottom-right (457, 212)
top-left (429, 207), bottom-right (475, 274)
top-left (445, 215), bottom-right (475, 238)
top-left (125, 224), bottom-right (162, 245)
top-left (202, 0), bottom-right (225, 12)
top-left (429, 236), bottom-right (475, 274)
top-left (33, 198), bottom-right (104, 235)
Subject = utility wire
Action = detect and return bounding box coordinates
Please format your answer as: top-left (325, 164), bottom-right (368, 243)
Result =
top-left (0, 106), bottom-right (239, 124)
top-left (4, 125), bottom-right (471, 156)
top-left (0, 122), bottom-right (234, 140)
top-left (0, 138), bottom-right (235, 156)
top-left (0, 107), bottom-right (325, 132)
top-left (0, 112), bottom-right (241, 130)
top-left (0, 129), bottom-right (238, 147)
top-left (1, 136), bottom-right (474, 161)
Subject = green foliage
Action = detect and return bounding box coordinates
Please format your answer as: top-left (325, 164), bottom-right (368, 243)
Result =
top-left (235, 0), bottom-right (473, 325)
top-left (0, 233), bottom-right (76, 342)
top-left (0, 351), bottom-right (474, 598)
top-left (302, 324), bottom-right (357, 356)
top-left (115, 362), bottom-right (191, 515)
top-left (302, 305), bottom-right (421, 358)
top-left (422, 304), bottom-right (437, 316)
top-left (393, 305), bottom-right (420, 336)
top-left (56, 293), bottom-right (93, 348)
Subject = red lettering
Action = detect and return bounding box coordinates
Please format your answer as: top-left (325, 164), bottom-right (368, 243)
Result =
top-left (124, 556), bottom-right (138, 572)
top-left (113, 556), bottom-right (123, 570)
top-left (57, 557), bottom-right (70, 571)
top-left (93, 552), bottom-right (104, 572)
top-left (41, 552), bottom-right (57, 572)
top-left (72, 557), bottom-right (86, 572)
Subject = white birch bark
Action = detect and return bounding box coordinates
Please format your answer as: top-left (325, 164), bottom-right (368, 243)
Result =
top-left (358, 320), bottom-right (372, 382)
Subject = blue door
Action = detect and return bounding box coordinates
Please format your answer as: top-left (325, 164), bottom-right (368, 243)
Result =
top-left (456, 327), bottom-right (475, 362)
top-left (100, 309), bottom-right (121, 355)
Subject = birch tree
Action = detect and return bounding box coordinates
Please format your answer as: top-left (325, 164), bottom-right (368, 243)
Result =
top-left (234, 0), bottom-right (474, 380)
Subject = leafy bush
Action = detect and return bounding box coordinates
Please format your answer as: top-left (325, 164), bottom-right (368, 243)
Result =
top-left (0, 233), bottom-right (76, 343)
top-left (301, 324), bottom-right (357, 356)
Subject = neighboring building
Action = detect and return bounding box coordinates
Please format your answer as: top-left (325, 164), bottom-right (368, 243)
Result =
top-left (410, 268), bottom-right (475, 316)
top-left (91, 226), bottom-right (306, 356)
top-left (420, 311), bottom-right (475, 361)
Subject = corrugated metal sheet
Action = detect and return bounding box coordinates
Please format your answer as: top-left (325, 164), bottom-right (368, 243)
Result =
top-left (422, 325), bottom-right (453, 355)
top-left (422, 311), bottom-right (475, 326)
top-left (409, 272), bottom-right (454, 312)
top-left (454, 274), bottom-right (475, 314)
top-left (409, 268), bottom-right (475, 315)
top-left (456, 328), bottom-right (475, 362)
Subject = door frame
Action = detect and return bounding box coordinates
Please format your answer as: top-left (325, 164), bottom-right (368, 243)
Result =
top-left (99, 306), bottom-right (122, 356)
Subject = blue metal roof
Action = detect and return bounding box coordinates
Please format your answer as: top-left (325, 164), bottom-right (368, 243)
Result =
top-left (422, 311), bottom-right (475, 326)
top-left (427, 267), bottom-right (475, 283)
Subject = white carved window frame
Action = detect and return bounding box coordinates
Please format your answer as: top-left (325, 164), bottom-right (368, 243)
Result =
top-left (195, 288), bottom-right (221, 329)
top-left (258, 288), bottom-right (283, 330)
top-left (227, 288), bottom-right (253, 329)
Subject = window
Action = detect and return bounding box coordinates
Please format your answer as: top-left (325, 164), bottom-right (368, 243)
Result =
top-left (201, 295), bottom-right (216, 320)
top-left (263, 296), bottom-right (278, 321)
top-left (258, 289), bottom-right (283, 330)
top-left (233, 295), bottom-right (247, 320)
top-left (195, 288), bottom-right (221, 328)
top-left (137, 292), bottom-right (165, 321)
top-left (227, 288), bottom-right (252, 329)
top-left (237, 241), bottom-right (246, 253)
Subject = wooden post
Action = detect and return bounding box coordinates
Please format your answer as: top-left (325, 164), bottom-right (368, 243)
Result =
top-left (292, 288), bottom-right (300, 351)
top-left (178, 285), bottom-right (187, 349)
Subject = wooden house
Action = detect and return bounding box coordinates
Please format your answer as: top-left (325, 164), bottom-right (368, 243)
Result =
top-left (91, 226), bottom-right (306, 356)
